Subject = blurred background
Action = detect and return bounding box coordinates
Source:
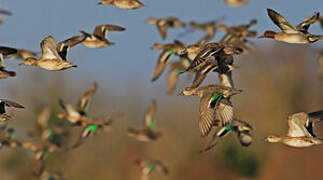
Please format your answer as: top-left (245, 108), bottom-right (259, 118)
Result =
top-left (0, 0), bottom-right (323, 179)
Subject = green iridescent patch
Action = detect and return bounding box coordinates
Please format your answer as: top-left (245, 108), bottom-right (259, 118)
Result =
top-left (167, 50), bottom-right (175, 56)
top-left (147, 165), bottom-right (156, 173)
top-left (47, 129), bottom-right (55, 137)
top-left (147, 121), bottom-right (154, 129)
top-left (89, 125), bottom-right (98, 132)
top-left (225, 126), bottom-right (234, 131)
top-left (211, 93), bottom-right (221, 103)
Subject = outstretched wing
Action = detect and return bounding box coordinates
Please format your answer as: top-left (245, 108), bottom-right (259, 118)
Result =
top-left (267, 9), bottom-right (298, 33)
top-left (296, 12), bottom-right (320, 33)
top-left (40, 36), bottom-right (61, 59)
top-left (144, 100), bottom-right (157, 129)
top-left (77, 82), bottom-right (98, 115)
top-left (93, 24), bottom-right (126, 39)
top-left (57, 35), bottom-right (87, 60)
top-left (287, 112), bottom-right (312, 137)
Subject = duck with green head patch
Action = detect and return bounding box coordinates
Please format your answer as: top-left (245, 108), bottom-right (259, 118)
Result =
top-left (135, 159), bottom-right (169, 180)
top-left (166, 58), bottom-right (190, 94)
top-left (151, 40), bottom-right (187, 82)
top-left (127, 100), bottom-right (162, 142)
top-left (178, 84), bottom-right (242, 137)
top-left (201, 119), bottom-right (253, 153)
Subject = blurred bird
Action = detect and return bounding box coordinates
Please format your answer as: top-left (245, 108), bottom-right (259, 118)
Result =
top-left (135, 159), bottom-right (169, 180)
top-left (28, 107), bottom-right (67, 147)
top-left (151, 40), bottom-right (187, 82)
top-left (98, 0), bottom-right (144, 9)
top-left (6, 48), bottom-right (37, 60)
top-left (218, 19), bottom-right (257, 54)
top-left (317, 50), bottom-right (323, 78)
top-left (68, 112), bottom-right (123, 150)
top-left (0, 125), bottom-right (21, 149)
top-left (80, 24), bottom-right (126, 48)
top-left (57, 82), bottom-right (98, 125)
top-left (19, 36), bottom-right (77, 71)
top-left (178, 84), bottom-right (242, 137)
top-left (219, 0), bottom-right (248, 7)
top-left (166, 58), bottom-right (190, 93)
top-left (190, 18), bottom-right (224, 44)
top-left (265, 111), bottom-right (323, 147)
top-left (127, 100), bottom-right (162, 142)
top-left (146, 17), bottom-right (185, 40)
top-left (201, 119), bottom-right (253, 152)
top-left (22, 141), bottom-right (62, 160)
top-left (259, 9), bottom-right (322, 44)
top-left (0, 99), bottom-right (24, 122)
top-left (0, 9), bottom-right (12, 16)
top-left (0, 46), bottom-right (17, 79)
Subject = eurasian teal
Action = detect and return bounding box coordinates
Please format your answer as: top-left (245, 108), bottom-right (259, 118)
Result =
top-left (184, 42), bottom-right (242, 73)
top-left (0, 47), bottom-right (17, 79)
top-left (98, 0), bottom-right (144, 9)
top-left (201, 119), bottom-right (253, 152)
top-left (0, 99), bottom-right (24, 122)
top-left (127, 100), bottom-right (162, 142)
top-left (260, 9), bottom-right (322, 44)
top-left (20, 36), bottom-right (77, 71)
top-left (151, 40), bottom-right (187, 81)
top-left (146, 17), bottom-right (185, 40)
top-left (22, 141), bottom-right (62, 160)
top-left (57, 83), bottom-right (97, 124)
top-left (6, 48), bottom-right (37, 60)
top-left (190, 18), bottom-right (224, 44)
top-left (135, 159), bottom-right (169, 180)
top-left (166, 58), bottom-right (190, 93)
top-left (265, 111), bottom-right (323, 147)
top-left (80, 24), bottom-right (126, 48)
top-left (219, 0), bottom-right (248, 7)
top-left (178, 84), bottom-right (242, 137)
top-left (0, 125), bottom-right (21, 149)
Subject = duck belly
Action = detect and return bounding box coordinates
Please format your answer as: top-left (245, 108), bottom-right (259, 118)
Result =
top-left (115, 0), bottom-right (143, 9)
top-left (283, 138), bottom-right (315, 147)
top-left (276, 34), bottom-right (308, 44)
top-left (82, 39), bottom-right (109, 48)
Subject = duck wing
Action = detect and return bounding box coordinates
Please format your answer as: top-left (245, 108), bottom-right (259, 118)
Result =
top-left (267, 9), bottom-right (298, 33)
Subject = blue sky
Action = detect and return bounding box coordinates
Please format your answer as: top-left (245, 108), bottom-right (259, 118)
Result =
top-left (0, 0), bottom-right (322, 95)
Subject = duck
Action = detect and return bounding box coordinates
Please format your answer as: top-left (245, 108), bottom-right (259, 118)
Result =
top-left (6, 48), bottom-right (37, 60)
top-left (265, 111), bottom-right (323, 147)
top-left (80, 24), bottom-right (126, 48)
top-left (68, 113), bottom-right (123, 150)
top-left (0, 46), bottom-right (18, 79)
top-left (166, 58), bottom-right (190, 94)
top-left (190, 60), bottom-right (236, 88)
top-left (127, 100), bottom-right (162, 142)
top-left (146, 17), bottom-right (185, 40)
top-left (201, 119), bottom-right (253, 152)
top-left (98, 0), bottom-right (144, 9)
top-left (219, 0), bottom-right (248, 7)
top-left (19, 36), bottom-right (77, 71)
top-left (135, 159), bottom-right (169, 180)
top-left (178, 84), bottom-right (242, 137)
top-left (57, 82), bottom-right (98, 125)
top-left (190, 18), bottom-right (224, 44)
top-left (259, 9), bottom-right (322, 44)
top-left (151, 40), bottom-right (187, 81)
top-left (28, 107), bottom-right (67, 147)
top-left (0, 125), bottom-right (21, 149)
top-left (183, 42), bottom-right (242, 73)
top-left (0, 99), bottom-right (24, 122)
top-left (22, 140), bottom-right (62, 160)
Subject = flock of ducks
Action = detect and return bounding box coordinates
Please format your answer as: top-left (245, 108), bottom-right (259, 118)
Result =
top-left (0, 1), bottom-right (323, 180)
